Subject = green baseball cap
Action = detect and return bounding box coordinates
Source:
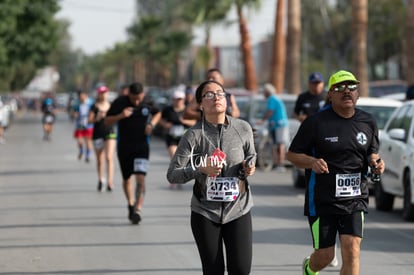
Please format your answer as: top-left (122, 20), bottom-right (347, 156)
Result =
top-left (328, 70), bottom-right (360, 90)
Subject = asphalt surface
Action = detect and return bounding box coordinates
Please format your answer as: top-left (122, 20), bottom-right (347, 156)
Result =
top-left (0, 111), bottom-right (414, 275)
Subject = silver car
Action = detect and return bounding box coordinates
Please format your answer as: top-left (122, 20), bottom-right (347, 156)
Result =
top-left (376, 100), bottom-right (414, 221)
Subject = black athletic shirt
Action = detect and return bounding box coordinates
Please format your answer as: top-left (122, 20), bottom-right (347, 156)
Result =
top-left (289, 107), bottom-right (379, 216)
top-left (161, 106), bottom-right (189, 136)
top-left (294, 91), bottom-right (326, 116)
top-left (162, 106), bottom-right (184, 126)
top-left (106, 95), bottom-right (160, 149)
top-left (90, 105), bottom-right (115, 140)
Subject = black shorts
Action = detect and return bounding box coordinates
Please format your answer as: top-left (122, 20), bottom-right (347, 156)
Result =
top-left (117, 145), bottom-right (149, 180)
top-left (165, 135), bottom-right (181, 147)
top-left (307, 211), bottom-right (364, 249)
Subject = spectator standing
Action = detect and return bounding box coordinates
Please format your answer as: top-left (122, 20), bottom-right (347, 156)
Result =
top-left (258, 83), bottom-right (289, 172)
top-left (104, 82), bottom-right (161, 224)
top-left (167, 80), bottom-right (256, 275)
top-left (73, 90), bottom-right (94, 162)
top-left (294, 72), bottom-right (326, 122)
top-left (159, 89), bottom-right (196, 189)
top-left (88, 86), bottom-right (117, 192)
top-left (287, 70), bottom-right (385, 275)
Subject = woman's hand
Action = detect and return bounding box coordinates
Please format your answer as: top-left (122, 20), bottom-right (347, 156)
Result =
top-left (242, 160), bottom-right (255, 176)
top-left (200, 156), bottom-right (223, 176)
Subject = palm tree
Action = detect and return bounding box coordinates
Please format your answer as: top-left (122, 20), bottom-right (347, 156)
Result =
top-left (181, 0), bottom-right (232, 74)
top-left (235, 0), bottom-right (260, 92)
top-left (271, 0), bottom-right (286, 94)
top-left (128, 16), bottom-right (171, 85)
top-left (406, 0), bottom-right (414, 85)
top-left (285, 0), bottom-right (301, 95)
top-left (352, 0), bottom-right (368, 96)
top-left (182, 0), bottom-right (260, 91)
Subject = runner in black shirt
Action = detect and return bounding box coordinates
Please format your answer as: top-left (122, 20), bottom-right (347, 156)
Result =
top-left (294, 72), bottom-right (326, 123)
top-left (88, 86), bottom-right (116, 192)
top-left (293, 72), bottom-right (337, 264)
top-left (159, 89), bottom-right (196, 188)
top-left (287, 70), bottom-right (385, 275)
top-left (105, 82), bottom-right (161, 224)
top-left (41, 97), bottom-right (57, 141)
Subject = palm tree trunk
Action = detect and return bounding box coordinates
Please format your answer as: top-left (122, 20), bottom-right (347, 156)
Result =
top-left (285, 0), bottom-right (301, 95)
top-left (352, 0), bottom-right (368, 97)
top-left (134, 59), bottom-right (140, 82)
top-left (204, 26), bottom-right (214, 71)
top-left (236, 4), bottom-right (257, 92)
top-left (271, 0), bottom-right (286, 94)
top-left (117, 66), bottom-right (125, 86)
top-left (406, 0), bottom-right (414, 85)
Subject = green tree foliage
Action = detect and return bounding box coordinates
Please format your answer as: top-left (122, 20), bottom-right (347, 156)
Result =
top-left (367, 0), bottom-right (406, 79)
top-left (0, 0), bottom-right (61, 91)
top-left (126, 1), bottom-right (193, 86)
top-left (301, 0), bottom-right (406, 80)
top-left (180, 0), bottom-right (232, 73)
top-left (59, 0), bottom-right (410, 92)
top-left (47, 19), bottom-right (80, 93)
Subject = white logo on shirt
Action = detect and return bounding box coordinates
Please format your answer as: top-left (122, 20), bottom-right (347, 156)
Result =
top-left (325, 136), bottom-right (338, 143)
top-left (356, 132), bottom-right (367, 145)
top-left (189, 146), bottom-right (227, 171)
top-left (141, 107), bottom-right (149, 116)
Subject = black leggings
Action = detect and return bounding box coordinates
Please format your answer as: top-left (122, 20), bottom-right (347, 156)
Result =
top-left (191, 211), bottom-right (252, 275)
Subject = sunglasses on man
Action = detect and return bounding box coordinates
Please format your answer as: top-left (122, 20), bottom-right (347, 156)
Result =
top-left (332, 83), bottom-right (359, 93)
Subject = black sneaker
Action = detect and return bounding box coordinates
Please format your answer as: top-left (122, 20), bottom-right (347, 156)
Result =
top-left (97, 181), bottom-right (103, 192)
top-left (127, 205), bottom-right (142, 225)
top-left (130, 210), bottom-right (141, 225)
top-left (128, 205), bottom-right (134, 221)
top-left (106, 186), bottom-right (113, 192)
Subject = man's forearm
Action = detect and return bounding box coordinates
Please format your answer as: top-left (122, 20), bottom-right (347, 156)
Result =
top-left (104, 114), bottom-right (122, 126)
top-left (149, 112), bottom-right (161, 126)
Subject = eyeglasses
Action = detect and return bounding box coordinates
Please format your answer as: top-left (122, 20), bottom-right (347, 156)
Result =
top-left (202, 91), bottom-right (226, 100)
top-left (332, 83), bottom-right (359, 92)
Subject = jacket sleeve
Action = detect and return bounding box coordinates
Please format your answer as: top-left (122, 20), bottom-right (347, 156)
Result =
top-left (166, 130), bottom-right (203, 184)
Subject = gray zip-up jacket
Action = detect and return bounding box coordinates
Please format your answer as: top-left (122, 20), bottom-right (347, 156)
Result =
top-left (166, 115), bottom-right (256, 224)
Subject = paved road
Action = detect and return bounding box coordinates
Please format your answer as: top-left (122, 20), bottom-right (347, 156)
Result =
top-left (1, 111), bottom-right (414, 275)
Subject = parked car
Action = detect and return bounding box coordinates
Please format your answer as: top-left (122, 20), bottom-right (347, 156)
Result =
top-left (381, 92), bottom-right (406, 101)
top-left (375, 100), bottom-right (414, 221)
top-left (235, 93), bottom-right (299, 171)
top-left (369, 80), bottom-right (406, 98)
top-left (0, 95), bottom-right (17, 129)
top-left (55, 93), bottom-right (70, 109)
top-left (291, 97), bottom-right (402, 188)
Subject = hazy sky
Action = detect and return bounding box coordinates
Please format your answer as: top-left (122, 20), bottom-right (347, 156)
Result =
top-left (56, 0), bottom-right (277, 55)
